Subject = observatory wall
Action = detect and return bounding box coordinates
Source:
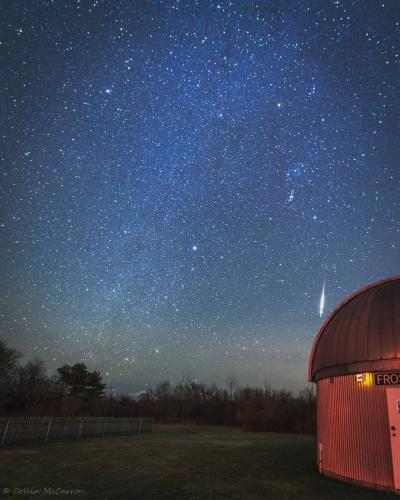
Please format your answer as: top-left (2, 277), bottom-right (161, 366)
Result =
top-left (317, 375), bottom-right (394, 489)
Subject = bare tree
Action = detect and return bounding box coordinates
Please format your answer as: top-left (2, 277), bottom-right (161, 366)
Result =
top-left (264, 379), bottom-right (272, 397)
top-left (0, 341), bottom-right (21, 410)
top-left (0, 340), bottom-right (21, 387)
top-left (226, 372), bottom-right (239, 400)
top-left (17, 359), bottom-right (49, 412)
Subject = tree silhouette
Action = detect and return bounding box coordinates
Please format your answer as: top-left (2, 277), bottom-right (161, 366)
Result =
top-left (56, 363), bottom-right (105, 398)
top-left (225, 372), bottom-right (239, 399)
top-left (0, 340), bottom-right (21, 390)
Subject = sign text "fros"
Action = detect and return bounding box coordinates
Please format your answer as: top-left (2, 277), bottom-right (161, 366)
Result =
top-left (375, 373), bottom-right (400, 386)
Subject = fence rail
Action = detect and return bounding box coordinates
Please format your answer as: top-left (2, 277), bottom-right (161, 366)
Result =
top-left (0, 417), bottom-right (153, 446)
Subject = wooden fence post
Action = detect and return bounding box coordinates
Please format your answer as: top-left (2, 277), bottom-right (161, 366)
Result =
top-left (78, 417), bottom-right (83, 438)
top-left (1, 420), bottom-right (10, 446)
top-left (45, 417), bottom-right (52, 444)
top-left (122, 418), bottom-right (126, 434)
top-left (103, 417), bottom-right (107, 435)
top-left (138, 418), bottom-right (142, 434)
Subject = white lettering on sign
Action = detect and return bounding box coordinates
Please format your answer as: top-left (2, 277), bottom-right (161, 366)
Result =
top-left (375, 373), bottom-right (400, 386)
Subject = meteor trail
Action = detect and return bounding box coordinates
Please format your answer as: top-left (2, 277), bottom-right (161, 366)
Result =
top-left (319, 280), bottom-right (326, 318)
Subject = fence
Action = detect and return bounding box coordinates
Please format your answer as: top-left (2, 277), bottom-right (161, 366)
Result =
top-left (0, 417), bottom-right (153, 446)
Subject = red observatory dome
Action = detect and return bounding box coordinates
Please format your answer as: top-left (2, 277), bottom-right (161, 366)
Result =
top-left (309, 276), bottom-right (400, 493)
top-left (309, 276), bottom-right (400, 382)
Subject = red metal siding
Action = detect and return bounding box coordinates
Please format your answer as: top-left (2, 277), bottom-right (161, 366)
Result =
top-left (317, 376), bottom-right (394, 488)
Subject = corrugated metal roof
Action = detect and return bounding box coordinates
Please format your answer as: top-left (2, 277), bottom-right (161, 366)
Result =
top-left (309, 276), bottom-right (400, 382)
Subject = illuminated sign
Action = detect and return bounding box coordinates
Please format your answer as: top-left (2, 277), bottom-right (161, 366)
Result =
top-left (355, 372), bottom-right (373, 387)
top-left (375, 373), bottom-right (400, 386)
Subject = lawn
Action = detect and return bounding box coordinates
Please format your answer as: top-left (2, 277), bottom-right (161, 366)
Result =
top-left (0, 425), bottom-right (397, 500)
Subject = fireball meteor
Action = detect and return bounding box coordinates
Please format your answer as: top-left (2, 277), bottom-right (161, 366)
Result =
top-left (319, 280), bottom-right (326, 318)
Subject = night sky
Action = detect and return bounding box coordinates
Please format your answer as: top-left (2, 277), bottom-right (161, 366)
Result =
top-left (1, 0), bottom-right (399, 393)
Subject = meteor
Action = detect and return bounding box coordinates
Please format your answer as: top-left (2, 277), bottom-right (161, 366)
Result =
top-left (319, 280), bottom-right (326, 318)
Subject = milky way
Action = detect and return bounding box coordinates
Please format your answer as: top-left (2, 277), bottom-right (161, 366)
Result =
top-left (1, 0), bottom-right (399, 392)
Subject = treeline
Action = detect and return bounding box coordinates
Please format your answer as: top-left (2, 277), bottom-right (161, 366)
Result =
top-left (0, 341), bottom-right (316, 434)
top-left (0, 340), bottom-right (111, 417)
top-left (141, 378), bottom-right (316, 434)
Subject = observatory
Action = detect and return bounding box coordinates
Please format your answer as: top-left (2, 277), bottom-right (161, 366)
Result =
top-left (309, 276), bottom-right (400, 492)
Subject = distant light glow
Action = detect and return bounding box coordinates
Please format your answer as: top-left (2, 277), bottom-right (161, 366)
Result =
top-left (356, 373), bottom-right (373, 388)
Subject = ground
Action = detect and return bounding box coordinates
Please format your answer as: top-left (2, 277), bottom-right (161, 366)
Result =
top-left (0, 425), bottom-right (397, 500)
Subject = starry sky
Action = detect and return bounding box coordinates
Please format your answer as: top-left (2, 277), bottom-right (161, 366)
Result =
top-left (1, 0), bottom-right (399, 393)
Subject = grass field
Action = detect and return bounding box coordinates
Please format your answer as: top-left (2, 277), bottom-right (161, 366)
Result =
top-left (0, 425), bottom-right (397, 500)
